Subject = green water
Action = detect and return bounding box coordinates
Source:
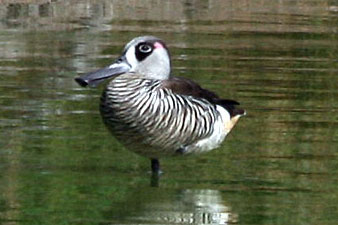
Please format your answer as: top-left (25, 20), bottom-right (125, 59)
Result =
top-left (0, 1), bottom-right (337, 224)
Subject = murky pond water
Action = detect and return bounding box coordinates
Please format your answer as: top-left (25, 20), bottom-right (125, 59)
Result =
top-left (1, 0), bottom-right (337, 224)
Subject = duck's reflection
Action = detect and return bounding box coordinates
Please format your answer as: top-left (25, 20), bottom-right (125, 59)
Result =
top-left (132, 189), bottom-right (237, 224)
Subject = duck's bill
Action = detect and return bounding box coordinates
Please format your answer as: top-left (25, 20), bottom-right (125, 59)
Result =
top-left (75, 62), bottom-right (131, 87)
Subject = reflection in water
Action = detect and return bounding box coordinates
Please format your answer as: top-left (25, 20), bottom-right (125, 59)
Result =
top-left (133, 189), bottom-right (237, 224)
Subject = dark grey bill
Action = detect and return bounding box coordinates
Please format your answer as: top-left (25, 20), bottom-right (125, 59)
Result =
top-left (75, 61), bottom-right (131, 87)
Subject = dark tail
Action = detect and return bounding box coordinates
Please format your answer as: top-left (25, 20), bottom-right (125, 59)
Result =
top-left (216, 99), bottom-right (246, 117)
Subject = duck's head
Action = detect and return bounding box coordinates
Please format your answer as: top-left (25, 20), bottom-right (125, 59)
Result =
top-left (75, 36), bottom-right (171, 87)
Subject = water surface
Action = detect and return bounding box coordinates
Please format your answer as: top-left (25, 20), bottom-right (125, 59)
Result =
top-left (0, 0), bottom-right (337, 224)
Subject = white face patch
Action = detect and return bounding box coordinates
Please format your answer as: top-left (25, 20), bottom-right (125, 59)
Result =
top-left (125, 45), bottom-right (138, 71)
top-left (109, 63), bottom-right (121, 69)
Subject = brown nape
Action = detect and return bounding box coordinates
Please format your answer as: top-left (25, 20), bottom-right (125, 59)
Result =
top-left (161, 76), bottom-right (245, 117)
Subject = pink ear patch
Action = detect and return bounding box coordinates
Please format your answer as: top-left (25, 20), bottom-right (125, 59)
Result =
top-left (154, 42), bottom-right (164, 49)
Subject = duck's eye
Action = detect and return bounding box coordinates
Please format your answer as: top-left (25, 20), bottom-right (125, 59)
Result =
top-left (139, 44), bottom-right (152, 53)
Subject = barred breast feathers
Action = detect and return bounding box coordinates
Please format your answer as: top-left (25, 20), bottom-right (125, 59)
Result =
top-left (100, 75), bottom-right (227, 154)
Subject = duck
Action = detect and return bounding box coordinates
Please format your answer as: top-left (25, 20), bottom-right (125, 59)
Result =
top-left (75, 36), bottom-right (245, 174)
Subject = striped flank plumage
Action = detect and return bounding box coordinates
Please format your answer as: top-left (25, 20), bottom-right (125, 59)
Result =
top-left (100, 74), bottom-right (223, 158)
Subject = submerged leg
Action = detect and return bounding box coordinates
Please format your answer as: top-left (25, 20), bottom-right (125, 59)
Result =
top-left (151, 158), bottom-right (160, 174)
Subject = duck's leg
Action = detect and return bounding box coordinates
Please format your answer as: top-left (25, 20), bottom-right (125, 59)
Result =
top-left (151, 158), bottom-right (160, 174)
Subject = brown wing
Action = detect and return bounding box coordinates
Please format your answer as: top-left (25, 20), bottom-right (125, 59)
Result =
top-left (161, 76), bottom-right (245, 117)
